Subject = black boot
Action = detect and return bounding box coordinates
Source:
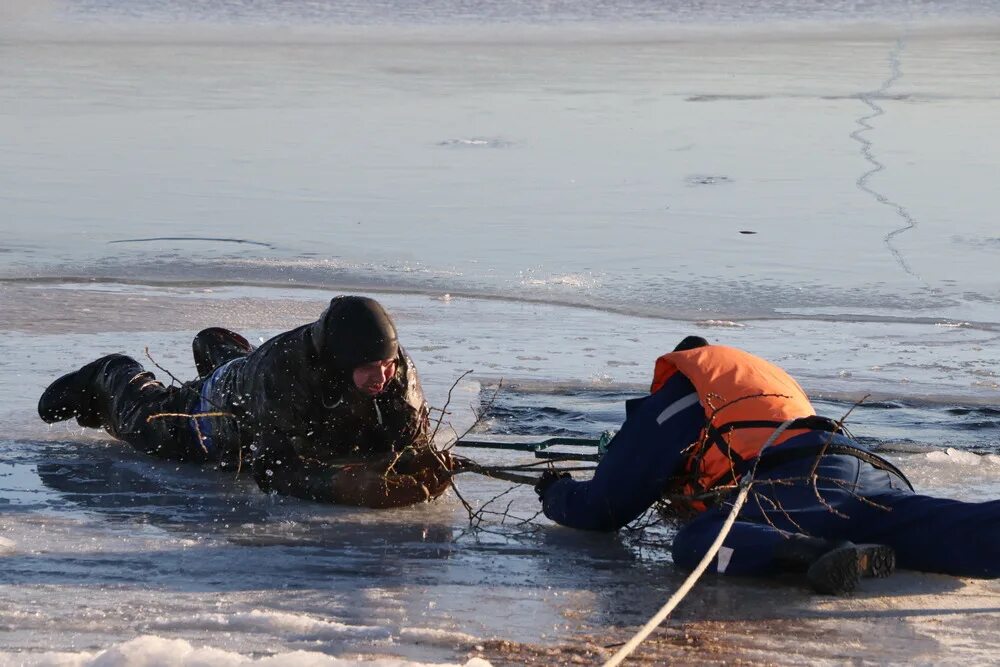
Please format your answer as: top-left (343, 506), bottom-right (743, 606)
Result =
top-left (192, 327), bottom-right (255, 378)
top-left (774, 534), bottom-right (895, 595)
top-left (38, 354), bottom-right (140, 428)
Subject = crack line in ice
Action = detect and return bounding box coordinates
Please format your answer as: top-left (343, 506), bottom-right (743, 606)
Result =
top-left (850, 36), bottom-right (923, 282)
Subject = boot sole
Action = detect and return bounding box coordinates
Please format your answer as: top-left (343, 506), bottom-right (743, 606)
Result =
top-left (37, 354), bottom-right (131, 426)
top-left (807, 543), bottom-right (896, 595)
top-left (38, 370), bottom-right (83, 423)
top-left (858, 544), bottom-right (896, 579)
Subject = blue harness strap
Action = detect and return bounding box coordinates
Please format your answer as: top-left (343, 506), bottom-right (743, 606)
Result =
top-left (190, 358), bottom-right (238, 458)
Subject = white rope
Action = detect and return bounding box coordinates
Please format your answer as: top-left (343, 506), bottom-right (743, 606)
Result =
top-left (602, 418), bottom-right (799, 667)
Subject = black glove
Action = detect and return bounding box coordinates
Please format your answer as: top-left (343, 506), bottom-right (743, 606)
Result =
top-left (534, 469), bottom-right (571, 500)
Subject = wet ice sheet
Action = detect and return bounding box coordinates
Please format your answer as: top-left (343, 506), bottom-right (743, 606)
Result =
top-left (3, 282), bottom-right (1000, 410)
top-left (3, 7), bottom-right (1000, 661)
top-left (3, 22), bottom-right (1000, 324)
top-left (0, 435), bottom-right (677, 662)
top-left (4, 435), bottom-right (997, 666)
top-left (1, 283), bottom-right (998, 664)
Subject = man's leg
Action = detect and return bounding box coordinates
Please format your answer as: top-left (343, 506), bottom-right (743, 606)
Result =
top-left (671, 512), bottom-right (787, 576)
top-left (672, 512), bottom-right (895, 594)
top-left (39, 354), bottom-right (206, 462)
top-left (752, 456), bottom-right (1000, 578)
top-left (192, 327), bottom-right (254, 378)
top-left (849, 492), bottom-right (1000, 577)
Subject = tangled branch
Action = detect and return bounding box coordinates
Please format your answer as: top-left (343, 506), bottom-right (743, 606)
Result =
top-left (426, 377), bottom-right (564, 540)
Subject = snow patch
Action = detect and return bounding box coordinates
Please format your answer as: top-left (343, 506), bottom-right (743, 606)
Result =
top-left (437, 138), bottom-right (511, 148)
top-left (398, 627), bottom-right (480, 646)
top-left (925, 447), bottom-right (997, 466)
top-left (522, 274), bottom-right (598, 289)
top-left (11, 635), bottom-right (492, 667)
top-left (695, 320), bottom-right (745, 328)
top-left (147, 609), bottom-right (392, 640)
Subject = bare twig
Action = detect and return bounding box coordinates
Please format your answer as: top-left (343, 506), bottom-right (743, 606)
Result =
top-left (429, 370), bottom-right (473, 445)
top-left (808, 394), bottom-right (870, 480)
top-left (443, 379), bottom-right (504, 453)
top-left (433, 377), bottom-right (557, 539)
top-left (146, 410), bottom-right (233, 455)
top-left (143, 346), bottom-right (187, 388)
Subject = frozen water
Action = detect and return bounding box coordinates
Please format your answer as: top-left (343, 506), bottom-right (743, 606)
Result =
top-left (2, 0), bottom-right (999, 663)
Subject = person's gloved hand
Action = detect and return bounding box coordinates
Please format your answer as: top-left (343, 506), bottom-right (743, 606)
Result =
top-left (534, 469), bottom-right (571, 500)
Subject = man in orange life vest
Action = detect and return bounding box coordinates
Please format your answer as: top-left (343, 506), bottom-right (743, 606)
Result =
top-left (536, 337), bottom-right (1000, 594)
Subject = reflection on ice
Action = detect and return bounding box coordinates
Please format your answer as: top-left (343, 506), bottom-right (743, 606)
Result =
top-left (0, 434), bottom-right (679, 661)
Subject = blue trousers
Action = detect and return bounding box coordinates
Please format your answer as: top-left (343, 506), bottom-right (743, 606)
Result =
top-left (672, 452), bottom-right (1000, 578)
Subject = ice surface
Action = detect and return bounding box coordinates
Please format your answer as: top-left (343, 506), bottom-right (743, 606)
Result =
top-left (1, 285), bottom-right (997, 665)
top-left (2, 3), bottom-right (999, 663)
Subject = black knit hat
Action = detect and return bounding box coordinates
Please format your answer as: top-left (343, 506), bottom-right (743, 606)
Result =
top-left (673, 335), bottom-right (709, 352)
top-left (311, 296), bottom-right (399, 369)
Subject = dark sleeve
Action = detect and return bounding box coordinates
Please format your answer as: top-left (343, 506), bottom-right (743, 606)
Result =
top-left (249, 432), bottom-right (338, 501)
top-left (541, 373), bottom-right (703, 531)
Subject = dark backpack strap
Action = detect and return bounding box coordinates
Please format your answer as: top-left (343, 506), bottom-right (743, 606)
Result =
top-left (702, 415), bottom-right (912, 492)
top-left (752, 442), bottom-right (914, 491)
top-left (701, 415), bottom-right (841, 486)
top-left (712, 415), bottom-right (841, 437)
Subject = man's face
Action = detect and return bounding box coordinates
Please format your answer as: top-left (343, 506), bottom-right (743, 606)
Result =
top-left (352, 358), bottom-right (397, 397)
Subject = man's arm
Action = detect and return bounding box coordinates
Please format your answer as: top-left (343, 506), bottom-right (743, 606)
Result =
top-left (376, 349), bottom-right (432, 450)
top-left (541, 374), bottom-right (704, 531)
top-left (251, 433), bottom-right (452, 507)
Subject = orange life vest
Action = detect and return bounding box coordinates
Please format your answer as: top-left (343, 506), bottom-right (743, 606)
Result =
top-left (652, 345), bottom-right (817, 511)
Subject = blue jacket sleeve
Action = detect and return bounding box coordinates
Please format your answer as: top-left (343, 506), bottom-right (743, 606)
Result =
top-left (541, 373), bottom-right (703, 531)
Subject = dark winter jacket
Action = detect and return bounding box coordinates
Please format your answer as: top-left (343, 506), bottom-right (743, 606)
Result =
top-left (200, 296), bottom-right (430, 500)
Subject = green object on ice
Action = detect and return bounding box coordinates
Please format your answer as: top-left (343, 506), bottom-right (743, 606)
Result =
top-left (597, 429), bottom-right (617, 456)
top-left (456, 436), bottom-right (602, 460)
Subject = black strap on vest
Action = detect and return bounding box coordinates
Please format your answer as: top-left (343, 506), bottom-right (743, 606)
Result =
top-left (703, 415), bottom-right (913, 492)
top-left (708, 415), bottom-right (841, 442)
top-left (749, 442), bottom-right (914, 490)
top-left (702, 415), bottom-right (842, 473)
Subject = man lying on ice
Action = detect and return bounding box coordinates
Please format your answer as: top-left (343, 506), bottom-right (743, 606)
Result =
top-left (38, 295), bottom-right (453, 508)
